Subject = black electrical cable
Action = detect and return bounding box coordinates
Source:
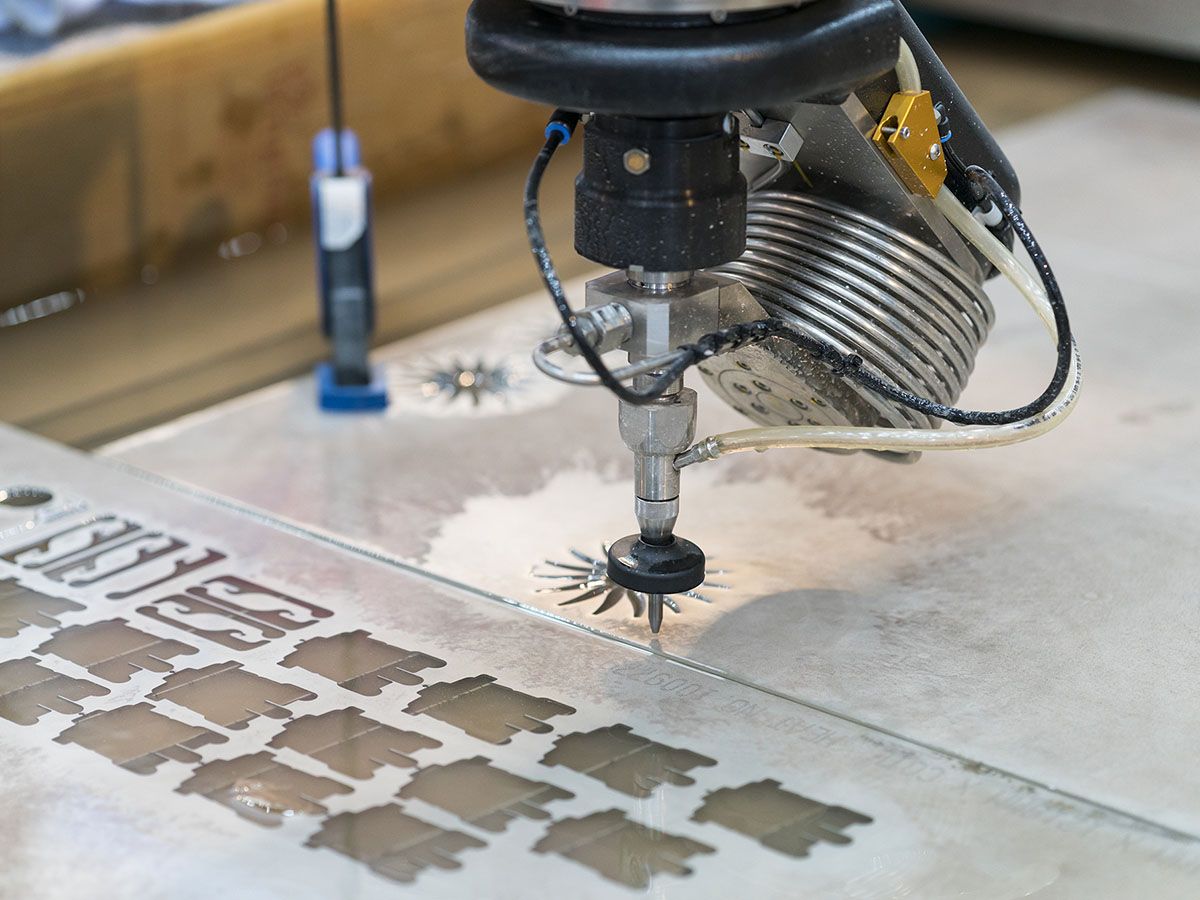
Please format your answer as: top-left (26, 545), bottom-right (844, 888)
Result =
top-left (324, 0), bottom-right (346, 176)
top-left (525, 113), bottom-right (1073, 426)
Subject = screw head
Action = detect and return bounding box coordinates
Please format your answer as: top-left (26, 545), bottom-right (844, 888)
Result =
top-left (899, 126), bottom-right (911, 139)
top-left (623, 148), bottom-right (651, 175)
top-left (928, 143), bottom-right (942, 161)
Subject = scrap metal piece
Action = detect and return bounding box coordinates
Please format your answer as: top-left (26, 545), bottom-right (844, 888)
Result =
top-left (268, 707), bottom-right (440, 779)
top-left (0, 578), bottom-right (83, 638)
top-left (306, 803), bottom-right (486, 884)
top-left (0, 656), bottom-right (108, 725)
top-left (280, 630), bottom-right (445, 695)
top-left (397, 755), bottom-right (573, 832)
top-left (533, 809), bottom-right (714, 889)
top-left (404, 675), bottom-right (575, 744)
top-left (177, 750), bottom-right (352, 827)
top-left (691, 779), bottom-right (872, 857)
top-left (148, 661), bottom-right (315, 730)
top-left (54, 702), bottom-right (227, 774)
top-left (34, 617), bottom-right (198, 682)
top-left (541, 724), bottom-right (715, 798)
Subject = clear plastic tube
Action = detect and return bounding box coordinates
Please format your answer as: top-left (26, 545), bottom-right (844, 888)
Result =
top-left (675, 187), bottom-right (1082, 468)
top-left (896, 38), bottom-right (922, 94)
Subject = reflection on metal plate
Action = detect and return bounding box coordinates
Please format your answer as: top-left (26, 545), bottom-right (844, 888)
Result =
top-left (398, 755), bottom-right (573, 832)
top-left (692, 779), bottom-right (873, 858)
top-left (306, 804), bottom-right (488, 884)
top-left (177, 750), bottom-right (352, 826)
top-left (53, 702), bottom-right (228, 774)
top-left (280, 629), bottom-right (446, 695)
top-left (404, 674), bottom-right (576, 744)
top-left (534, 809), bottom-right (716, 889)
top-left (35, 617), bottom-right (198, 682)
top-left (0, 578), bottom-right (83, 638)
top-left (268, 707), bottom-right (441, 779)
top-left (0, 656), bottom-right (108, 725)
top-left (541, 724), bottom-right (716, 798)
top-left (147, 660), bottom-right (316, 729)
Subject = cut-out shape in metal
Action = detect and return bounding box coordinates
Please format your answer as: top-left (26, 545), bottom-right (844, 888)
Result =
top-left (407, 357), bottom-right (516, 406)
top-left (147, 661), bottom-right (315, 730)
top-left (139, 575), bottom-right (332, 652)
top-left (54, 702), bottom-right (227, 774)
top-left (35, 618), bottom-right (198, 682)
top-left (691, 779), bottom-right (872, 857)
top-left (0, 656), bottom-right (108, 725)
top-left (0, 579), bottom-right (83, 639)
top-left (2, 516), bottom-right (141, 570)
top-left (541, 724), bottom-right (716, 798)
top-left (306, 803), bottom-right (486, 884)
top-left (177, 750), bottom-right (351, 827)
top-left (532, 546), bottom-right (729, 621)
top-left (280, 630), bottom-right (446, 695)
top-left (268, 707), bottom-right (440, 779)
top-left (397, 755), bottom-right (573, 832)
top-left (534, 809), bottom-right (714, 889)
top-left (404, 675), bottom-right (575, 744)
top-left (41, 533), bottom-right (186, 587)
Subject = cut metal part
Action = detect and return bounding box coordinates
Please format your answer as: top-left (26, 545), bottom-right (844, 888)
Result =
top-left (533, 808), bottom-right (715, 889)
top-left (541, 724), bottom-right (716, 798)
top-left (403, 674), bottom-right (575, 744)
top-left (178, 751), bottom-right (352, 827)
top-left (397, 755), bottom-right (573, 832)
top-left (692, 779), bottom-right (873, 858)
top-left (306, 803), bottom-right (487, 884)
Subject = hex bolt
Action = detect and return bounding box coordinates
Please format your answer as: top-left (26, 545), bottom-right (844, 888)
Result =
top-left (623, 148), bottom-right (651, 175)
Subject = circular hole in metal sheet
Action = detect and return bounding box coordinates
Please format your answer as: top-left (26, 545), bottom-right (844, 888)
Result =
top-left (0, 486), bottom-right (53, 508)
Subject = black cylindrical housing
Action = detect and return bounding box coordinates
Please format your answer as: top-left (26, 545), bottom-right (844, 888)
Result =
top-left (575, 114), bottom-right (747, 271)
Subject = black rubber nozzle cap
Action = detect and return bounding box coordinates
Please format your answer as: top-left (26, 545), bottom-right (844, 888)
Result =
top-left (607, 534), bottom-right (706, 596)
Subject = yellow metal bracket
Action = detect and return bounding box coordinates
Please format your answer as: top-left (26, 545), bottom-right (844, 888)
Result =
top-left (871, 90), bottom-right (947, 198)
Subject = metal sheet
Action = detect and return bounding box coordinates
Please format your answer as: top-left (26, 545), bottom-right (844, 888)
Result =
top-left (5, 427), bottom-right (1198, 895)
top-left (102, 89), bottom-right (1200, 862)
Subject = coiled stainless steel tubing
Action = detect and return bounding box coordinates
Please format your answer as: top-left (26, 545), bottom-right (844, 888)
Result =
top-left (714, 191), bottom-right (995, 432)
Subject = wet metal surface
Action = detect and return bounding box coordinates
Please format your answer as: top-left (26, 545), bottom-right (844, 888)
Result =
top-left (3, 425), bottom-right (1200, 895)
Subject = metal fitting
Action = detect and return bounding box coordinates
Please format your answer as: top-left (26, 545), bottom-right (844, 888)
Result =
top-left (558, 302), bottom-right (634, 357)
top-left (619, 389), bottom-right (698, 460)
top-left (634, 497), bottom-right (679, 543)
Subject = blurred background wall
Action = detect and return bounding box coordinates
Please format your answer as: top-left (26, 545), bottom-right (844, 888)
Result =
top-left (0, 0), bottom-right (1196, 447)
